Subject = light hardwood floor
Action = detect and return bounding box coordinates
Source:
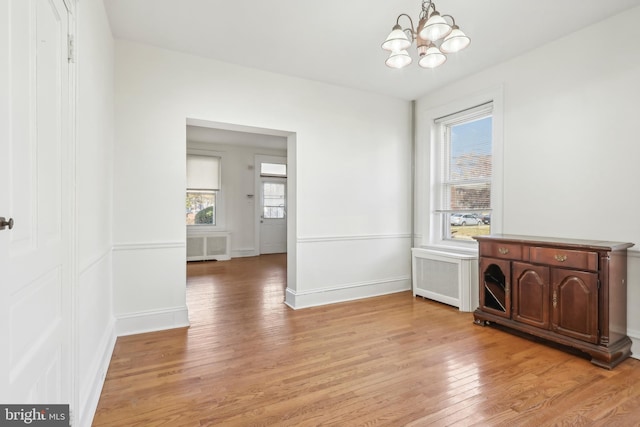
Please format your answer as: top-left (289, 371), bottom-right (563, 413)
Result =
top-left (93, 254), bottom-right (640, 426)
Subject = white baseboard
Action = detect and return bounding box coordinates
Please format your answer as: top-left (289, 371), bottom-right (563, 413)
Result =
top-left (81, 307), bottom-right (190, 426)
top-left (115, 306), bottom-right (190, 336)
top-left (629, 328), bottom-right (639, 360)
top-left (187, 254), bottom-right (231, 262)
top-left (79, 319), bottom-right (116, 427)
top-left (231, 248), bottom-right (258, 258)
top-left (285, 276), bottom-right (410, 309)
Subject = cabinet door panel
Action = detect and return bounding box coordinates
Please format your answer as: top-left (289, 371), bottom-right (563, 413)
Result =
top-left (513, 262), bottom-right (550, 329)
top-left (551, 269), bottom-right (599, 343)
top-left (479, 257), bottom-right (511, 318)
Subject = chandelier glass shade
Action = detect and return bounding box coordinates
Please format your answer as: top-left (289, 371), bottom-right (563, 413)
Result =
top-left (382, 0), bottom-right (470, 69)
top-left (386, 49), bottom-right (413, 69)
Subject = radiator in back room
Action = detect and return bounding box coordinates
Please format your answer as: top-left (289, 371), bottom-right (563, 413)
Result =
top-left (187, 231), bottom-right (231, 261)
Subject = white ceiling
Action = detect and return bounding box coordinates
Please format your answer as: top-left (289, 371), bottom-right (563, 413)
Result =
top-left (104, 0), bottom-right (639, 101)
top-left (186, 123), bottom-right (287, 150)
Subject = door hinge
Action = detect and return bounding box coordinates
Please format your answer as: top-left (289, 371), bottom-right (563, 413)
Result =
top-left (67, 34), bottom-right (75, 63)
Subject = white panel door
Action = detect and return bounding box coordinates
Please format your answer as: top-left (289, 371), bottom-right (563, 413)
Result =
top-left (259, 178), bottom-right (287, 254)
top-left (0, 0), bottom-right (71, 404)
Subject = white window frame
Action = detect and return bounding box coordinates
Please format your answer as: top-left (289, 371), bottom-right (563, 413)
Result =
top-left (417, 87), bottom-right (504, 252)
top-left (436, 103), bottom-right (493, 241)
top-left (186, 147), bottom-right (226, 231)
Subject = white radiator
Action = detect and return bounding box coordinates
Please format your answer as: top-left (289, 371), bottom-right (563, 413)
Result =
top-left (411, 248), bottom-right (478, 312)
top-left (187, 231), bottom-right (231, 261)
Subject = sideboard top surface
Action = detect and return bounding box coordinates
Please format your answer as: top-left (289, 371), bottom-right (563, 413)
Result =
top-left (473, 234), bottom-right (634, 252)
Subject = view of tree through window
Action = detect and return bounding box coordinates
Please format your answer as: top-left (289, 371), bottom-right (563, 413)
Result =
top-left (186, 192), bottom-right (216, 225)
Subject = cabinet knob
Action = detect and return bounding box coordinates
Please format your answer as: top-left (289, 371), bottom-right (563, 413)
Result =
top-left (498, 247), bottom-right (509, 255)
top-left (554, 254), bottom-right (567, 262)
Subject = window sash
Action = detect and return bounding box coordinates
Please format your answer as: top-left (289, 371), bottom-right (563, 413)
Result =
top-left (186, 191), bottom-right (216, 225)
top-left (438, 112), bottom-right (492, 214)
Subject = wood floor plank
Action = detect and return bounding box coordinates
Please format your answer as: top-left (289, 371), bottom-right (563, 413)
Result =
top-left (93, 254), bottom-right (640, 426)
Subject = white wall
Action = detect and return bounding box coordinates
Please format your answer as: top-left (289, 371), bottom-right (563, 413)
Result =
top-left (113, 40), bottom-right (412, 324)
top-left (187, 141), bottom-right (286, 257)
top-left (76, 0), bottom-right (115, 424)
top-left (415, 6), bottom-right (640, 357)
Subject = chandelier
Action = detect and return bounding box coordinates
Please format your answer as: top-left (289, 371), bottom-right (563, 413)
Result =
top-left (381, 0), bottom-right (470, 69)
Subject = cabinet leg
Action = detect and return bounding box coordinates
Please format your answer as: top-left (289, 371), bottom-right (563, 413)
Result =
top-left (588, 339), bottom-right (633, 370)
top-left (473, 318), bottom-right (488, 326)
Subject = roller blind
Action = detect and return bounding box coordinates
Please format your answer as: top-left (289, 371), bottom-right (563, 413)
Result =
top-left (434, 101), bottom-right (492, 124)
top-left (187, 155), bottom-right (220, 191)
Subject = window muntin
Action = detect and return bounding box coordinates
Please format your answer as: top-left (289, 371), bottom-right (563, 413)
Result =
top-left (186, 155), bottom-right (220, 226)
top-left (437, 107), bottom-right (492, 241)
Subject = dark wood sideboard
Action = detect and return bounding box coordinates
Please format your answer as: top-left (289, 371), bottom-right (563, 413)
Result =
top-left (473, 234), bottom-right (634, 369)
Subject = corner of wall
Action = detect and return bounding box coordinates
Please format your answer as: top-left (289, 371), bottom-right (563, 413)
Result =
top-left (284, 277), bottom-right (410, 310)
top-left (79, 317), bottom-right (117, 427)
top-left (115, 306), bottom-right (190, 337)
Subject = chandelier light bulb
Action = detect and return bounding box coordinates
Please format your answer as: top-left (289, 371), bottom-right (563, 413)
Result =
top-left (385, 50), bottom-right (412, 69)
top-left (381, 25), bottom-right (412, 52)
top-left (440, 26), bottom-right (470, 53)
top-left (419, 44), bottom-right (447, 68)
top-left (419, 12), bottom-right (452, 41)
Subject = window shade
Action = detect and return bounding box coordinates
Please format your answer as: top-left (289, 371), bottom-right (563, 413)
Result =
top-left (187, 155), bottom-right (220, 191)
top-left (434, 101), bottom-right (493, 124)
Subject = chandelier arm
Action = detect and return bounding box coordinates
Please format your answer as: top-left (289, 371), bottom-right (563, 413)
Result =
top-left (395, 13), bottom-right (417, 38)
top-left (441, 14), bottom-right (456, 26)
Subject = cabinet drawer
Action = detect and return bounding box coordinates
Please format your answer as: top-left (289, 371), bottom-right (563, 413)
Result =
top-left (529, 247), bottom-right (598, 271)
top-left (480, 242), bottom-right (522, 260)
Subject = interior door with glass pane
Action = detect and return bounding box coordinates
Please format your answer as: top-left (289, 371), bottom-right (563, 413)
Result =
top-left (259, 178), bottom-right (287, 254)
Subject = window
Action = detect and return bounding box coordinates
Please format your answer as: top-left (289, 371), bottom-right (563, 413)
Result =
top-left (186, 155), bottom-right (220, 225)
top-left (260, 161), bottom-right (286, 219)
top-left (436, 103), bottom-right (493, 241)
top-left (262, 182), bottom-right (286, 219)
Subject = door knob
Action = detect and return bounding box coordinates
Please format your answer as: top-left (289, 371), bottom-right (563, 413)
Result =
top-left (0, 217), bottom-right (14, 230)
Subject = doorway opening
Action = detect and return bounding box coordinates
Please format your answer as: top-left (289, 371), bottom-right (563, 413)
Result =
top-left (184, 118), bottom-right (297, 302)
